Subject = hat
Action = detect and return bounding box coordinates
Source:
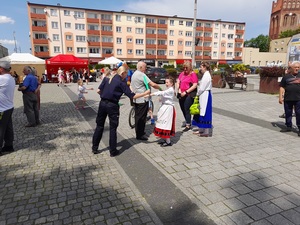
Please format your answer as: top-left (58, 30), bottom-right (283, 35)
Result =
top-left (0, 61), bottom-right (11, 70)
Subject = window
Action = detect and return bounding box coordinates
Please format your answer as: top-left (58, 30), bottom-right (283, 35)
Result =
top-left (65, 22), bottom-right (71, 28)
top-left (136, 49), bottom-right (144, 55)
top-left (169, 40), bottom-right (174, 46)
top-left (75, 24), bottom-right (85, 30)
top-left (54, 46), bottom-right (60, 53)
top-left (203, 42), bottom-right (211, 47)
top-left (158, 29), bottom-right (166, 35)
top-left (34, 33), bottom-right (47, 39)
top-left (204, 32), bottom-right (211, 37)
top-left (66, 35), bottom-right (72, 40)
top-left (228, 34), bottom-right (234, 39)
top-left (136, 39), bottom-right (144, 45)
top-left (146, 18), bottom-right (156, 23)
top-left (102, 25), bottom-right (112, 31)
top-left (102, 37), bottom-right (113, 42)
top-left (146, 39), bottom-right (156, 44)
top-left (74, 11), bottom-right (84, 18)
top-left (127, 16), bottom-right (132, 21)
top-left (204, 23), bottom-right (211, 28)
top-left (102, 48), bottom-right (113, 54)
top-left (147, 50), bottom-right (155, 55)
top-left (34, 46), bottom-right (48, 52)
top-left (178, 41), bottom-right (183, 46)
top-left (128, 49), bottom-right (133, 54)
top-left (169, 50), bottom-right (174, 56)
top-left (214, 33), bottom-right (218, 38)
top-left (213, 42), bottom-right (218, 48)
top-left (89, 48), bottom-right (100, 53)
top-left (196, 31), bottom-right (202, 37)
top-left (227, 43), bottom-right (233, 48)
top-left (179, 20), bottom-right (183, 25)
top-left (117, 49), bottom-right (122, 55)
top-left (136, 28), bottom-right (144, 34)
top-left (88, 36), bottom-right (100, 42)
top-left (236, 25), bottom-right (244, 30)
top-left (186, 31), bottom-right (192, 37)
top-left (32, 20), bottom-right (46, 27)
top-left (50, 9), bottom-right (57, 16)
top-left (169, 30), bottom-right (174, 36)
top-left (31, 8), bottom-right (44, 14)
top-left (53, 34), bottom-right (59, 41)
top-left (215, 23), bottom-right (219, 28)
top-left (127, 27), bottom-right (132, 32)
top-left (116, 26), bottom-right (122, 32)
top-left (52, 22), bottom-right (58, 29)
top-left (88, 24), bottom-right (99, 30)
top-left (222, 24), bottom-right (226, 29)
top-left (76, 36), bottom-right (86, 42)
top-left (134, 17), bottom-right (143, 23)
top-left (195, 51), bottom-right (202, 56)
top-left (87, 13), bottom-right (98, 19)
top-left (185, 51), bottom-right (192, 56)
top-left (158, 19), bottom-right (166, 24)
top-left (77, 47), bottom-right (86, 53)
top-left (64, 10), bottom-right (70, 16)
top-left (213, 51), bottom-right (217, 57)
top-left (179, 31), bottom-right (183, 36)
top-left (158, 40), bottom-right (166, 45)
top-left (101, 14), bottom-right (112, 20)
top-left (127, 38), bottom-right (132, 43)
top-left (146, 29), bottom-right (156, 34)
top-left (67, 47), bottom-right (73, 52)
top-left (116, 15), bottom-right (121, 21)
top-left (170, 20), bottom-right (174, 26)
top-left (178, 50), bottom-right (183, 55)
top-left (227, 52), bottom-right (233, 57)
top-left (222, 33), bottom-right (226, 38)
top-left (185, 41), bottom-right (192, 46)
top-left (196, 22), bottom-right (202, 27)
top-left (186, 21), bottom-right (193, 27)
top-left (228, 25), bottom-right (235, 29)
top-left (157, 50), bottom-right (166, 55)
top-left (116, 38), bottom-right (122, 44)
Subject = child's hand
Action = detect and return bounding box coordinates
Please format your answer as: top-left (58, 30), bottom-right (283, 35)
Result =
top-left (90, 88), bottom-right (94, 90)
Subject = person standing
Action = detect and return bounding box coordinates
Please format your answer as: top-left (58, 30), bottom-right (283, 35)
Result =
top-left (130, 61), bottom-right (162, 141)
top-left (279, 61), bottom-right (300, 136)
top-left (151, 77), bottom-right (176, 147)
top-left (176, 61), bottom-right (198, 132)
top-left (18, 66), bottom-right (40, 127)
top-left (0, 61), bottom-right (15, 154)
top-left (192, 62), bottom-right (213, 137)
top-left (92, 66), bottom-right (150, 156)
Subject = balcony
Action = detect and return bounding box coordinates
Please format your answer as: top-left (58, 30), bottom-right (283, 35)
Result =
top-left (203, 37), bottom-right (212, 41)
top-left (146, 44), bottom-right (156, 49)
top-left (195, 46), bottom-right (203, 51)
top-left (88, 41), bottom-right (100, 47)
top-left (236, 29), bottom-right (244, 34)
top-left (146, 54), bottom-right (157, 59)
top-left (32, 26), bottom-right (47, 32)
top-left (34, 51), bottom-right (49, 58)
top-left (101, 42), bottom-right (113, 47)
top-left (203, 27), bottom-right (213, 32)
top-left (146, 33), bottom-right (156, 38)
top-left (146, 22), bottom-right (156, 28)
top-left (87, 18), bottom-right (99, 23)
top-left (157, 44), bottom-right (167, 49)
top-left (157, 23), bottom-right (167, 28)
top-left (235, 38), bottom-right (244, 43)
top-left (102, 53), bottom-right (113, 58)
top-left (157, 55), bottom-right (167, 59)
top-left (195, 55), bottom-right (203, 60)
top-left (233, 56), bottom-right (242, 60)
top-left (33, 39), bottom-right (48, 45)
top-left (88, 30), bottom-right (100, 35)
top-left (101, 30), bottom-right (113, 36)
top-left (157, 34), bottom-right (167, 39)
top-left (101, 19), bottom-right (113, 24)
top-left (202, 55), bottom-right (211, 60)
top-left (30, 13), bottom-right (46, 20)
top-left (196, 26), bottom-right (203, 31)
top-left (203, 46), bottom-right (211, 51)
top-left (234, 47), bottom-right (243, 52)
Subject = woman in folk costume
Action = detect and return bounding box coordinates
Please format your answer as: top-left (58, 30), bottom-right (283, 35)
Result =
top-left (151, 77), bottom-right (176, 147)
top-left (192, 62), bottom-right (212, 137)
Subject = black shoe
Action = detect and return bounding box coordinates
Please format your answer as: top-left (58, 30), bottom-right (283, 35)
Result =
top-left (161, 142), bottom-right (172, 147)
top-left (110, 151), bottom-right (120, 157)
top-left (280, 127), bottom-right (292, 132)
top-left (92, 149), bottom-right (102, 154)
top-left (279, 113), bottom-right (285, 118)
top-left (2, 146), bottom-right (14, 153)
top-left (182, 126), bottom-right (191, 132)
top-left (136, 136), bottom-right (148, 141)
top-left (25, 124), bottom-right (36, 127)
top-left (157, 140), bottom-right (166, 145)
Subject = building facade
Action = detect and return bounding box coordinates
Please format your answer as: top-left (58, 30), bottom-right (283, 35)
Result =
top-left (27, 2), bottom-right (245, 66)
top-left (269, 0), bottom-right (300, 40)
top-left (0, 44), bottom-right (9, 58)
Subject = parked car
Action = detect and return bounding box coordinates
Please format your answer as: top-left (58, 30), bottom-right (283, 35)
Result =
top-left (146, 67), bottom-right (168, 83)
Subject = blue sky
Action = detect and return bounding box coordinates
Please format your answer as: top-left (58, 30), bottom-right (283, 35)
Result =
top-left (0, 0), bottom-right (274, 54)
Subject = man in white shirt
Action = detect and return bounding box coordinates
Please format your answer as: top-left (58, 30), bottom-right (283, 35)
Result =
top-left (0, 61), bottom-right (15, 154)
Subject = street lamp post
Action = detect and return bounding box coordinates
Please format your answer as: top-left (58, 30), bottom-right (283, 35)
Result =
top-left (57, 3), bottom-right (64, 54)
top-left (192, 0), bottom-right (197, 68)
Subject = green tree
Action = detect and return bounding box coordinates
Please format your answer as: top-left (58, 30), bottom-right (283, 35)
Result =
top-left (244, 34), bottom-right (270, 52)
top-left (279, 28), bottom-right (300, 38)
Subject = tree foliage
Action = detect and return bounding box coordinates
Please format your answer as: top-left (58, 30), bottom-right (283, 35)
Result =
top-left (279, 28), bottom-right (300, 38)
top-left (244, 34), bottom-right (270, 52)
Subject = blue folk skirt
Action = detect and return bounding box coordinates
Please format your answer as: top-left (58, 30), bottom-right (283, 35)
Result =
top-left (192, 91), bottom-right (212, 129)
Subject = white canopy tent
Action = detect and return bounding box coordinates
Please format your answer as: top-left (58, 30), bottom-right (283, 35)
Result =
top-left (98, 56), bottom-right (122, 65)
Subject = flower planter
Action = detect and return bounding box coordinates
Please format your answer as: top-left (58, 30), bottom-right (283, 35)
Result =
top-left (259, 77), bottom-right (281, 94)
top-left (212, 74), bottom-right (222, 88)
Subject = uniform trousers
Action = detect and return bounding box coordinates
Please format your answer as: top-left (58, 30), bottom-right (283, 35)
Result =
top-left (0, 108), bottom-right (14, 151)
top-left (284, 100), bottom-right (300, 129)
top-left (92, 100), bottom-right (119, 153)
top-left (134, 102), bottom-right (148, 138)
top-left (23, 92), bottom-right (39, 125)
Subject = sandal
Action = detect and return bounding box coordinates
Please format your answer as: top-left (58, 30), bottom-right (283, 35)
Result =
top-left (161, 142), bottom-right (172, 147)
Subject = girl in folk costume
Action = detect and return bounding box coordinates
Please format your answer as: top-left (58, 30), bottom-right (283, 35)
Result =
top-left (192, 62), bottom-right (212, 137)
top-left (151, 77), bottom-right (176, 147)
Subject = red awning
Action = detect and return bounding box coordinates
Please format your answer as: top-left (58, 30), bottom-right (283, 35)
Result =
top-left (46, 54), bottom-right (88, 65)
top-left (218, 60), bottom-right (227, 65)
top-left (176, 59), bottom-right (192, 64)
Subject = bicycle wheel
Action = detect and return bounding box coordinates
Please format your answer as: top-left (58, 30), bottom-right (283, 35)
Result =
top-left (128, 107), bottom-right (135, 128)
top-left (218, 79), bottom-right (226, 88)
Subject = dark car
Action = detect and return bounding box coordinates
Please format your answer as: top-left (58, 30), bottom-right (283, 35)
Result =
top-left (146, 67), bottom-right (168, 83)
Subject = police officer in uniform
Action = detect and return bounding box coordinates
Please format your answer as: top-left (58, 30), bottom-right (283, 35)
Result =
top-left (92, 66), bottom-right (150, 156)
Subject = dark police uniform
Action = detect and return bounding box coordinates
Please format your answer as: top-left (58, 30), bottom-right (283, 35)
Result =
top-left (92, 75), bottom-right (135, 156)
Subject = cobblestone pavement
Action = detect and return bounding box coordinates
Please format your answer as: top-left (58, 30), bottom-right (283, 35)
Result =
top-left (1, 80), bottom-right (300, 225)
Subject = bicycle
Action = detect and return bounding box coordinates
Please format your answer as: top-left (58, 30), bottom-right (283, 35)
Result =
top-left (217, 72), bottom-right (227, 88)
top-left (129, 99), bottom-right (154, 128)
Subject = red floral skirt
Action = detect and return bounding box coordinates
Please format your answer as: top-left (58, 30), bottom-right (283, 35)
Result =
top-left (153, 108), bottom-right (176, 138)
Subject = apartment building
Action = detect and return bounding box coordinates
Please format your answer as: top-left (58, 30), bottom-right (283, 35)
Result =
top-left (269, 0), bottom-right (300, 40)
top-left (27, 2), bottom-right (245, 66)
